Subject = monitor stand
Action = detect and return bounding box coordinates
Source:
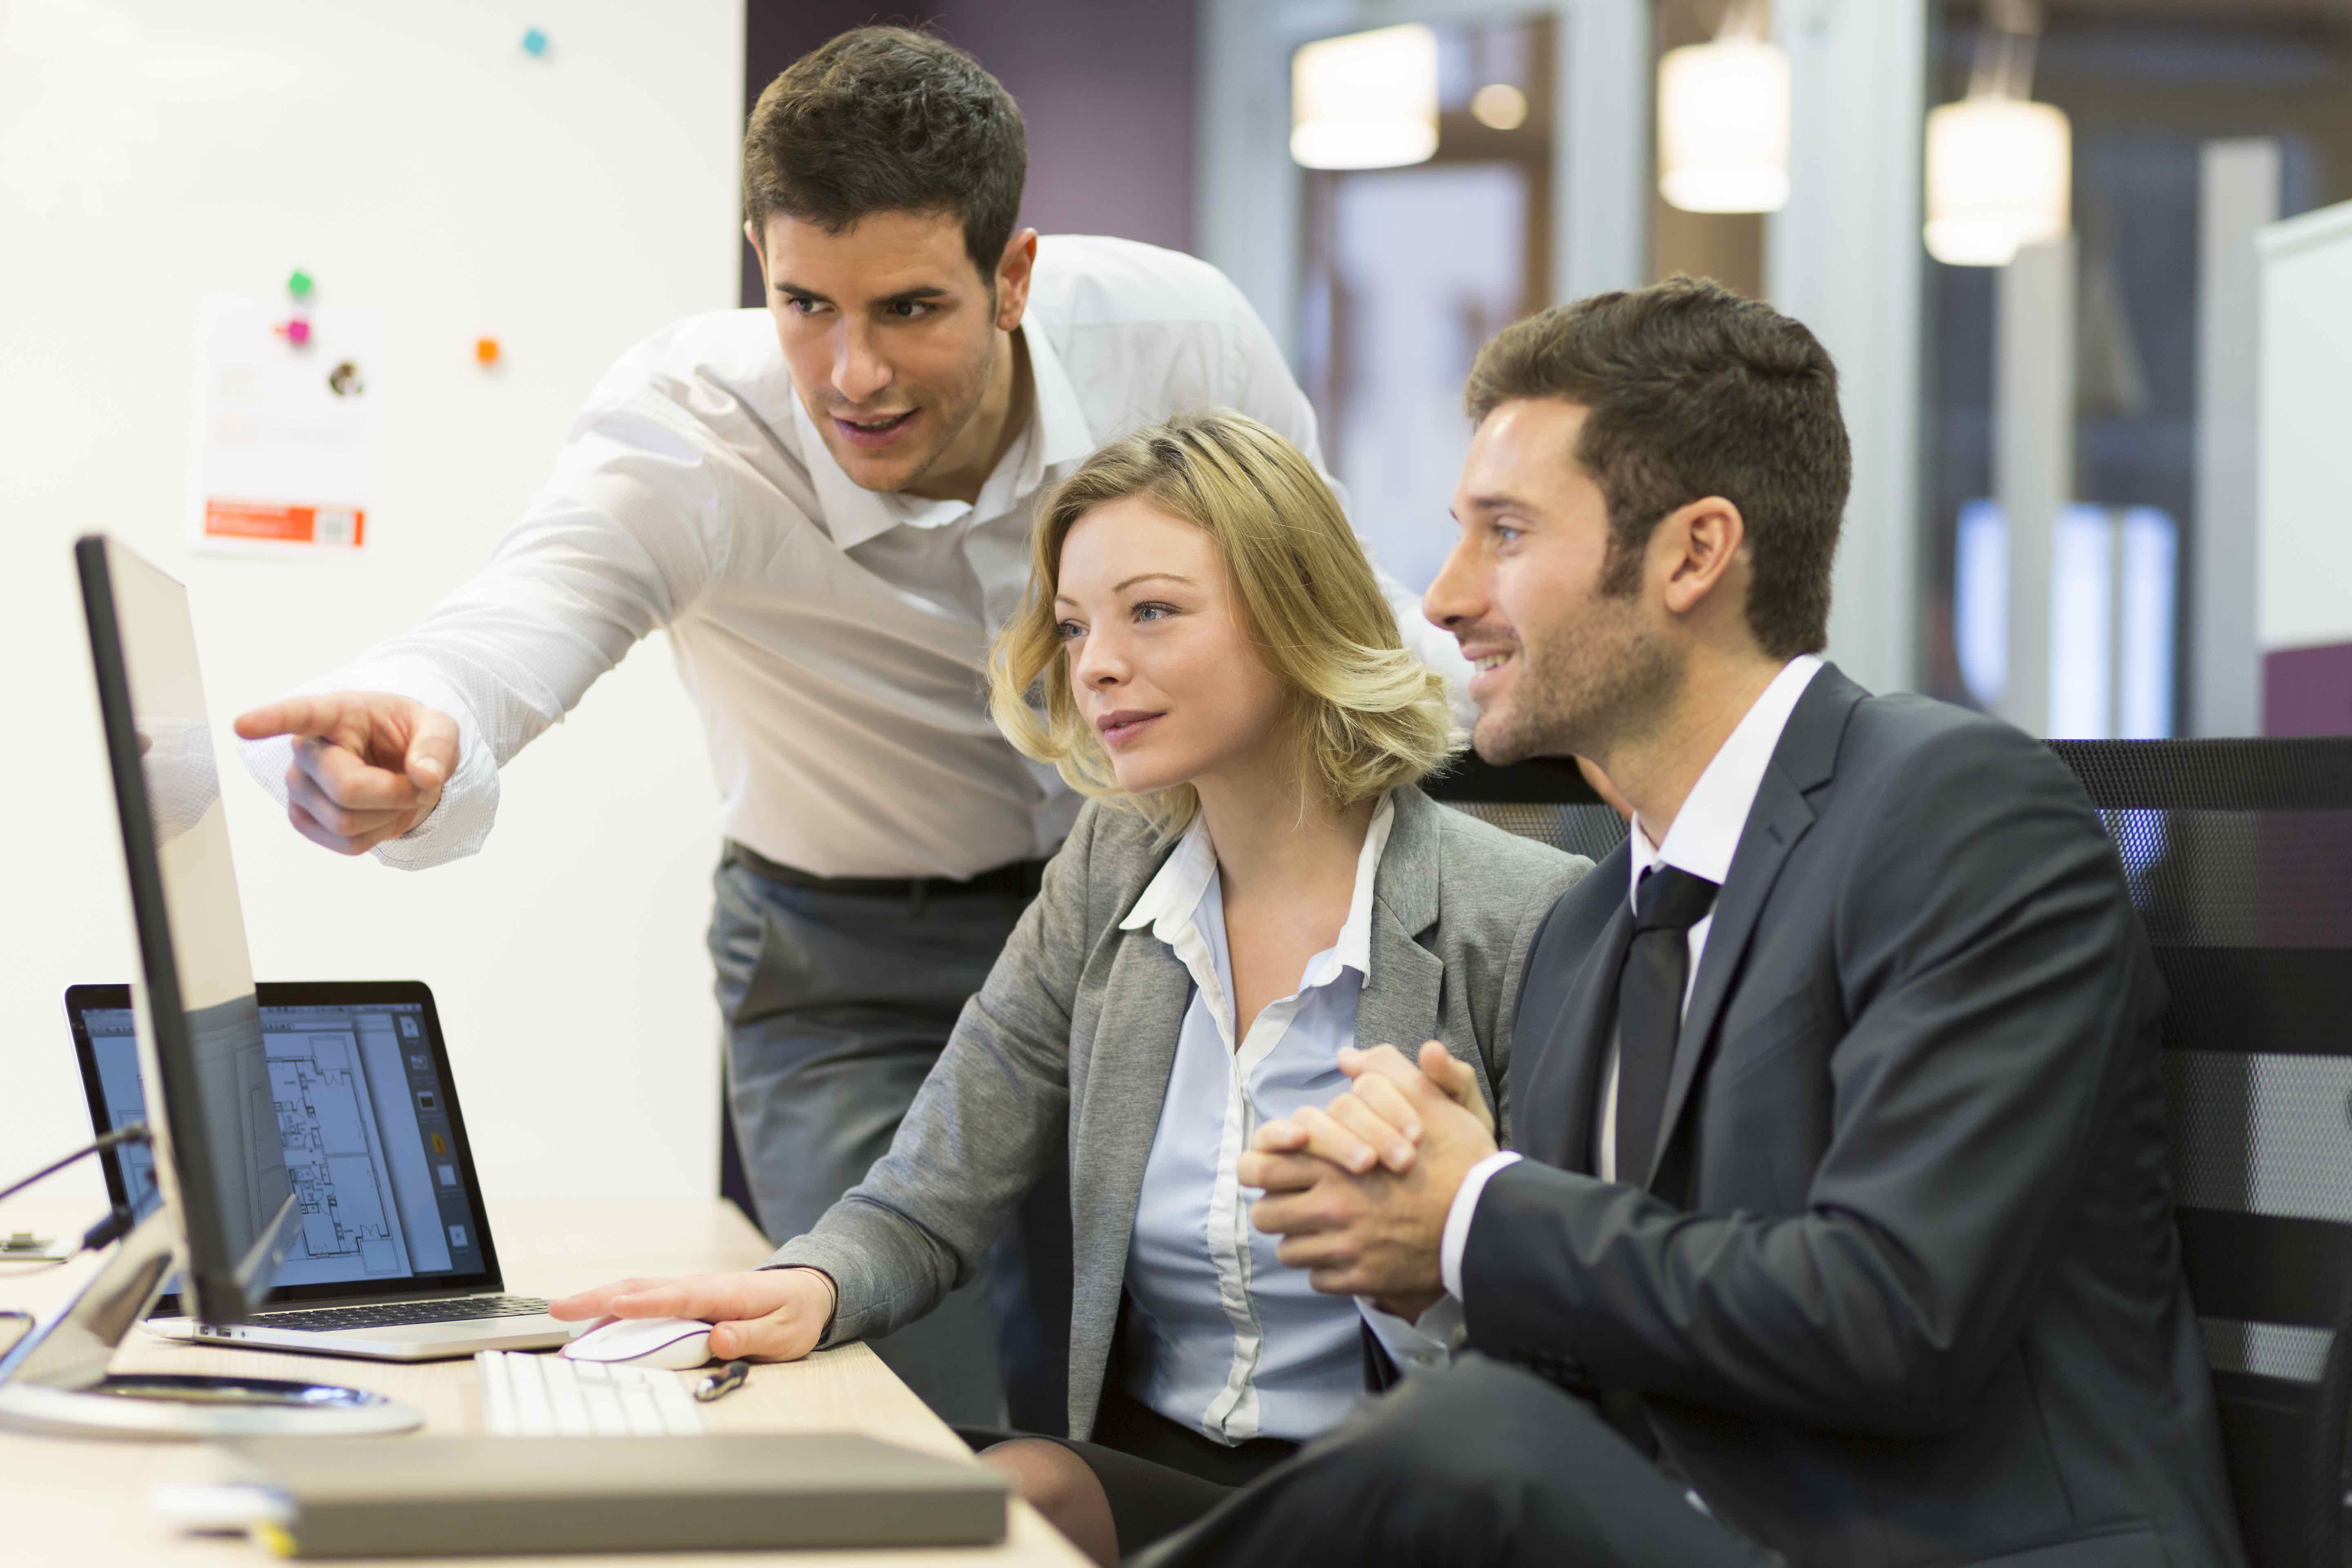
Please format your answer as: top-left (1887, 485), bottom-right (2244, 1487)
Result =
top-left (0, 1206), bottom-right (423, 1440)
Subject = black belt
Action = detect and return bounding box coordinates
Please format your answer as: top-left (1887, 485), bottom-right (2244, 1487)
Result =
top-left (725, 840), bottom-right (1051, 900)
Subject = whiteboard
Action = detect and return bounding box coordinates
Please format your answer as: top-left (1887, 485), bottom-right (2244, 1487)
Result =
top-left (0, 0), bottom-right (744, 1207)
top-left (2258, 198), bottom-right (2352, 653)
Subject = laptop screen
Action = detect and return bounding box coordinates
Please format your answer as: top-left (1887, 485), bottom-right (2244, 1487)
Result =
top-left (66, 981), bottom-right (504, 1307)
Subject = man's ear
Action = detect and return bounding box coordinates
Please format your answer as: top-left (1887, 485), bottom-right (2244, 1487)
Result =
top-left (745, 219), bottom-right (768, 294)
top-left (1657, 495), bottom-right (1748, 620)
top-left (995, 228), bottom-right (1040, 333)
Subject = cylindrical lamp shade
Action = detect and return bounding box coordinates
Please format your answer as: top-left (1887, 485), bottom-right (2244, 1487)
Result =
top-left (1657, 38), bottom-right (1791, 215)
top-left (1291, 24), bottom-right (1439, 171)
top-left (1924, 98), bottom-right (2072, 266)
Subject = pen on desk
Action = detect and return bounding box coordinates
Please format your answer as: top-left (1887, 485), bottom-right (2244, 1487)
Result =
top-left (695, 1359), bottom-right (751, 1403)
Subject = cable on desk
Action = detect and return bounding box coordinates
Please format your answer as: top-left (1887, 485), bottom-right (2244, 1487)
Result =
top-left (0, 1124), bottom-right (149, 1206)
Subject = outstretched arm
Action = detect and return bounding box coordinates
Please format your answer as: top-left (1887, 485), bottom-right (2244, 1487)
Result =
top-left (546, 808), bottom-right (1105, 1355)
top-left (233, 394), bottom-right (728, 867)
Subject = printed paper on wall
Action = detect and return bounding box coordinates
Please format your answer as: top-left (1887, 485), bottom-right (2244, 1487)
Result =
top-left (191, 295), bottom-right (382, 554)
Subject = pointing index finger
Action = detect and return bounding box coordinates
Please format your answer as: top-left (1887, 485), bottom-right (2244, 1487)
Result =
top-left (234, 695), bottom-right (351, 742)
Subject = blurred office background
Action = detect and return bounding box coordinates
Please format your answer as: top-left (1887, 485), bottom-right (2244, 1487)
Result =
top-left (757, 0), bottom-right (2352, 743)
top-left (4, 0), bottom-right (2348, 1205)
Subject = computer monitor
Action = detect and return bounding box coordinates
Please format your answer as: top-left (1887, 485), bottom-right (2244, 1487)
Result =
top-left (0, 537), bottom-right (418, 1438)
top-left (75, 534), bottom-right (300, 1325)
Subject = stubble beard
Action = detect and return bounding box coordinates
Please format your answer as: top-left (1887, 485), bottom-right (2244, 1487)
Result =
top-left (813, 326), bottom-right (998, 496)
top-left (1472, 589), bottom-right (1682, 767)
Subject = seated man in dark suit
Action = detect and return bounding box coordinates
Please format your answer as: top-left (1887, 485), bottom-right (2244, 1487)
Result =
top-left (1136, 277), bottom-right (2245, 1568)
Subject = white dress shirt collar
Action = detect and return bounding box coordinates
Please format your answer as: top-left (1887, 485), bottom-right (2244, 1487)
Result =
top-left (1626, 653), bottom-right (1824, 902)
top-left (1121, 792), bottom-right (1395, 988)
top-left (1440, 653), bottom-right (1828, 1299)
top-left (791, 322), bottom-right (1097, 551)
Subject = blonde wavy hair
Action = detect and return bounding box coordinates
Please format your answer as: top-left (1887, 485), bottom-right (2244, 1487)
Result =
top-left (987, 410), bottom-right (1459, 835)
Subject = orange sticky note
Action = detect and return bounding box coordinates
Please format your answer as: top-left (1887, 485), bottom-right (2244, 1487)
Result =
top-left (475, 336), bottom-right (501, 365)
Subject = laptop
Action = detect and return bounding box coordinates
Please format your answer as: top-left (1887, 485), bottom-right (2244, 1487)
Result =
top-left (65, 980), bottom-right (575, 1360)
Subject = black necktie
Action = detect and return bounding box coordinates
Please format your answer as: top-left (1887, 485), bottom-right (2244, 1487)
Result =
top-left (1614, 864), bottom-right (1720, 1187)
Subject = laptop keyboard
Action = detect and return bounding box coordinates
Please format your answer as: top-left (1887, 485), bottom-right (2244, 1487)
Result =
top-left (252, 1295), bottom-right (551, 1331)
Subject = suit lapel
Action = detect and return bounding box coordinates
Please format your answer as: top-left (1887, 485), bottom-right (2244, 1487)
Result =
top-left (1065, 928), bottom-right (1191, 1390)
top-left (1356, 789), bottom-right (1443, 1061)
top-left (1541, 900), bottom-right (1634, 1174)
top-left (1357, 909), bottom-right (1443, 1059)
top-left (1505, 840), bottom-right (1631, 1173)
top-left (1641, 664), bottom-right (1865, 1188)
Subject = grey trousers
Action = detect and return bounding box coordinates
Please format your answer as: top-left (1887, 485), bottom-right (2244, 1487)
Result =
top-left (708, 849), bottom-right (1073, 1431)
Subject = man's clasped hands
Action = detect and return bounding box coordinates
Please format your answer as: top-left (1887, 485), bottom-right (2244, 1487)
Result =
top-left (1241, 1042), bottom-right (1499, 1324)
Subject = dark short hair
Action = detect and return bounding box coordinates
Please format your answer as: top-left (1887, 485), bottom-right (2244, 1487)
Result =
top-left (1464, 277), bottom-right (1849, 658)
top-left (742, 27), bottom-right (1026, 282)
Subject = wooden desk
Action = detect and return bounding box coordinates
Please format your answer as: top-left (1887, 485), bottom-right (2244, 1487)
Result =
top-left (0, 1199), bottom-right (1087, 1566)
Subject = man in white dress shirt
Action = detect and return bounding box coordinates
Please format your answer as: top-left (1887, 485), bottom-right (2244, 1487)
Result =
top-left (233, 27), bottom-right (1460, 1429)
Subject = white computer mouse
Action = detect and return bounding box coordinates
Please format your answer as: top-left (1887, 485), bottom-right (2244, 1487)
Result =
top-left (559, 1315), bottom-right (715, 1370)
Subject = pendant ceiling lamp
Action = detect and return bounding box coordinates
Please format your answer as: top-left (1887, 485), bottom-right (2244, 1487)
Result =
top-left (1657, 0), bottom-right (1789, 215)
top-left (1290, 24), bottom-right (1439, 171)
top-left (1924, 0), bottom-right (2071, 267)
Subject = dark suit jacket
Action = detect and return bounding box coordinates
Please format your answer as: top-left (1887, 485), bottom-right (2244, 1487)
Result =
top-left (1463, 664), bottom-right (2245, 1568)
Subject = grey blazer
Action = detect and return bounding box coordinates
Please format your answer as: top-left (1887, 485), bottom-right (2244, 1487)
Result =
top-left (769, 784), bottom-right (1590, 1440)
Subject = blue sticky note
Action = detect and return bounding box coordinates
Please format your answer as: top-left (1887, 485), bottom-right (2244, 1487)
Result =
top-left (521, 27), bottom-right (548, 57)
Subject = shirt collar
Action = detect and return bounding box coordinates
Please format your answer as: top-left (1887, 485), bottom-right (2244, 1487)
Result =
top-left (1627, 655), bottom-right (1824, 904)
top-left (1120, 811), bottom-right (1221, 943)
top-left (790, 322), bottom-right (1095, 553)
top-left (1023, 316), bottom-right (1097, 474)
top-left (1120, 792), bottom-right (1398, 985)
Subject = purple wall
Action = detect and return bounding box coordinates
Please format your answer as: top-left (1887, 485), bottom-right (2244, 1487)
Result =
top-left (740, 2), bottom-right (1200, 308)
top-left (2264, 643), bottom-right (2352, 737)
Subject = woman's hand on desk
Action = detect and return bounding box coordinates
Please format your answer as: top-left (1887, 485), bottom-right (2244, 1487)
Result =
top-left (547, 1267), bottom-right (838, 1361)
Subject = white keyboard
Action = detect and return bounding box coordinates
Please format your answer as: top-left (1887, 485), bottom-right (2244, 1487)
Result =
top-left (475, 1350), bottom-right (706, 1436)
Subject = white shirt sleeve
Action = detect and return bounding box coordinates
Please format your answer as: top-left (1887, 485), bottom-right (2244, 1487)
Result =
top-left (1211, 276), bottom-right (1476, 724)
top-left (1356, 1292), bottom-right (1469, 1374)
top-left (1441, 1150), bottom-right (1523, 1300)
top-left (235, 394), bottom-right (729, 870)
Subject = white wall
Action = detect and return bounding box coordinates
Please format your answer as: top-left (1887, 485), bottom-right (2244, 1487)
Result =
top-left (1766, 0), bottom-right (1927, 697)
top-left (2257, 200), bottom-right (2352, 653)
top-left (2191, 140), bottom-right (2279, 736)
top-left (0, 0), bottom-right (743, 1209)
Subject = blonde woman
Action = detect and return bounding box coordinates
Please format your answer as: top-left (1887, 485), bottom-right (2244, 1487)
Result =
top-left (554, 412), bottom-right (1589, 1561)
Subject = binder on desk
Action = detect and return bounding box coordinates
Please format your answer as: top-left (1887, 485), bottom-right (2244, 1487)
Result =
top-left (218, 1433), bottom-right (1009, 1558)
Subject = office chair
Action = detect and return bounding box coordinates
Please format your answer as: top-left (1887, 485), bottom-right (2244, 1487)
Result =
top-left (1419, 753), bottom-right (1632, 862)
top-left (2050, 736), bottom-right (2352, 1568)
top-left (1432, 735), bottom-right (2352, 1568)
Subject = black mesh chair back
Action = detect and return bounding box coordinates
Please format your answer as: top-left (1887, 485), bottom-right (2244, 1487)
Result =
top-left (2049, 737), bottom-right (2352, 1568)
top-left (1429, 736), bottom-right (2352, 1568)
top-left (1420, 755), bottom-right (1633, 863)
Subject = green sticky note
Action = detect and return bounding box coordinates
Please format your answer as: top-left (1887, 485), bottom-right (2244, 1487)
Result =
top-left (287, 269), bottom-right (314, 299)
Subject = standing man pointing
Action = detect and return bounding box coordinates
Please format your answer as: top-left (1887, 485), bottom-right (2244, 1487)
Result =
top-left (234, 27), bottom-right (1462, 1430)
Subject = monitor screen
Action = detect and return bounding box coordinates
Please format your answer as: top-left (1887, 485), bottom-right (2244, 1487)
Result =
top-left (76, 536), bottom-right (298, 1324)
top-left (70, 988), bottom-right (500, 1310)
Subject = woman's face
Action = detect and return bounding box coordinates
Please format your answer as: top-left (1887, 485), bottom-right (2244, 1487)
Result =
top-left (1053, 497), bottom-right (1292, 799)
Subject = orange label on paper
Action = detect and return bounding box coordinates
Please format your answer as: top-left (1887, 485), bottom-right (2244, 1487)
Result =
top-left (202, 499), bottom-right (366, 548)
